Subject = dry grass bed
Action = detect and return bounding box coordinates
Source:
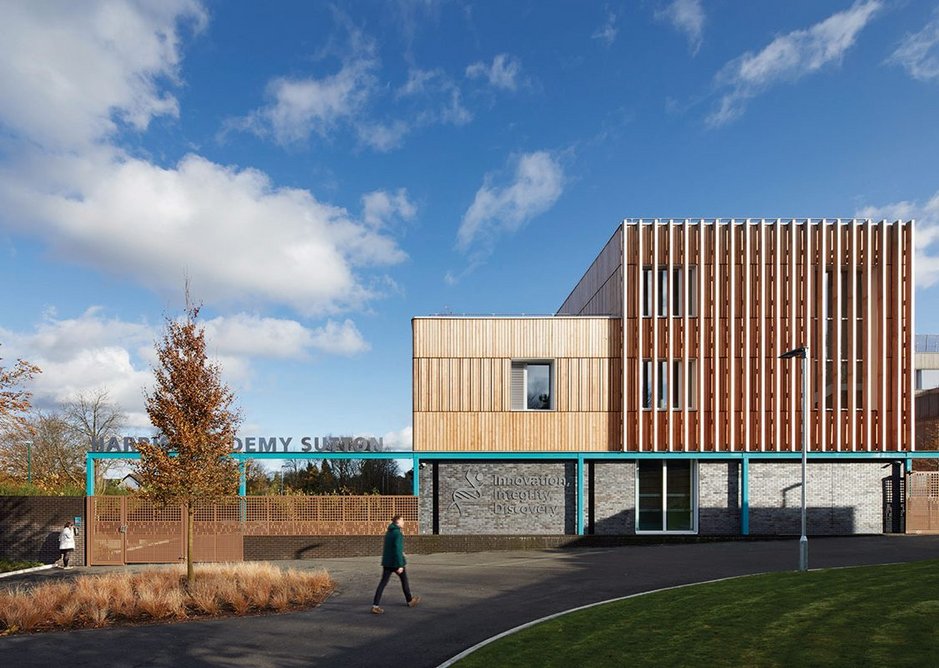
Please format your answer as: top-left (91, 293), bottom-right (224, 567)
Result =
top-left (0, 562), bottom-right (334, 635)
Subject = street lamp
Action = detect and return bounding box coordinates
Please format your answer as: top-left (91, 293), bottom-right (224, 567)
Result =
top-left (780, 346), bottom-right (808, 572)
top-left (24, 440), bottom-right (33, 485)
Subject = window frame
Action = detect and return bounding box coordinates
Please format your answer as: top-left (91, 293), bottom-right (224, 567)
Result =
top-left (634, 459), bottom-right (698, 535)
top-left (510, 359), bottom-right (556, 412)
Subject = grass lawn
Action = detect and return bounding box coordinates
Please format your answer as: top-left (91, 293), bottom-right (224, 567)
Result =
top-left (0, 559), bottom-right (43, 573)
top-left (456, 560), bottom-right (939, 668)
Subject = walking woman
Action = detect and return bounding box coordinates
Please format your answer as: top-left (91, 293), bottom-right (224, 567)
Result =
top-left (371, 514), bottom-right (421, 614)
top-left (58, 520), bottom-right (76, 569)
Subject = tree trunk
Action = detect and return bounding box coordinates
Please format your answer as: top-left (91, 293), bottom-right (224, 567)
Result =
top-left (187, 503), bottom-right (195, 584)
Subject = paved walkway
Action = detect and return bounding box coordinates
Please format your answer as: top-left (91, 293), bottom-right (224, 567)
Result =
top-left (2, 536), bottom-right (938, 667)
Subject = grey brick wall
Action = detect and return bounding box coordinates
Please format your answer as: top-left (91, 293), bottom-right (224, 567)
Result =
top-left (699, 462), bottom-right (740, 535)
top-left (0, 497), bottom-right (85, 566)
top-left (419, 461), bottom-right (575, 534)
top-left (591, 462), bottom-right (635, 535)
top-left (748, 461), bottom-right (887, 535)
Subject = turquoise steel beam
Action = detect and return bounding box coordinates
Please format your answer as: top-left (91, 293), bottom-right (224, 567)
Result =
top-left (741, 456), bottom-right (750, 536)
top-left (238, 461), bottom-right (247, 496)
top-left (412, 455), bottom-right (420, 496)
top-left (85, 453), bottom-right (95, 496)
top-left (576, 454), bottom-right (585, 535)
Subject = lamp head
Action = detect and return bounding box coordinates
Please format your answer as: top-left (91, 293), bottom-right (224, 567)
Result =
top-left (780, 346), bottom-right (807, 359)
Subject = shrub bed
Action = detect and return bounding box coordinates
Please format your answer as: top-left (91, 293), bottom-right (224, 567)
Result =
top-left (0, 562), bottom-right (333, 634)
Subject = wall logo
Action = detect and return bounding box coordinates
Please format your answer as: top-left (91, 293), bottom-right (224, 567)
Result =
top-left (448, 471), bottom-right (484, 517)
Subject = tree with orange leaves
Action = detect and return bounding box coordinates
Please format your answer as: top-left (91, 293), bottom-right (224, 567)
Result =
top-left (0, 345), bottom-right (40, 432)
top-left (135, 299), bottom-right (241, 583)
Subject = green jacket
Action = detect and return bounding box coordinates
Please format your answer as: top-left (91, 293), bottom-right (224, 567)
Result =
top-left (381, 523), bottom-right (406, 569)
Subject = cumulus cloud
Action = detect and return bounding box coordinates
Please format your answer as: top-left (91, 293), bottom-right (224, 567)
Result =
top-left (205, 313), bottom-right (369, 358)
top-left (466, 54), bottom-right (523, 91)
top-left (0, 0), bottom-right (205, 149)
top-left (0, 150), bottom-right (406, 315)
top-left (382, 425), bottom-right (412, 451)
top-left (655, 0), bottom-right (705, 54)
top-left (856, 191), bottom-right (939, 289)
top-left (362, 189), bottom-right (417, 229)
top-left (889, 9), bottom-right (939, 82)
top-left (457, 151), bottom-right (564, 252)
top-left (708, 0), bottom-right (881, 127)
top-left (228, 33), bottom-right (379, 146)
top-left (592, 10), bottom-right (619, 47)
top-left (1, 308), bottom-right (371, 427)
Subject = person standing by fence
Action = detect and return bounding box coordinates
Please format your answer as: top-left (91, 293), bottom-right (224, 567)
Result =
top-left (371, 514), bottom-right (421, 614)
top-left (58, 520), bottom-right (76, 569)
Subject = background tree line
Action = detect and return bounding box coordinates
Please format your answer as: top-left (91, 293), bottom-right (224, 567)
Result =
top-left (246, 459), bottom-right (412, 496)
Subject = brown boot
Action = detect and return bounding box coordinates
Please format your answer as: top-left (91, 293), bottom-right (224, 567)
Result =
top-left (408, 596), bottom-right (421, 607)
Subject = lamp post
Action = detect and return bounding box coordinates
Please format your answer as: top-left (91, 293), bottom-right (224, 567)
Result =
top-left (780, 346), bottom-right (808, 572)
top-left (24, 440), bottom-right (33, 485)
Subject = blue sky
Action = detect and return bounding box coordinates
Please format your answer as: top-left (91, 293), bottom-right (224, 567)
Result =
top-left (2, 0), bottom-right (939, 457)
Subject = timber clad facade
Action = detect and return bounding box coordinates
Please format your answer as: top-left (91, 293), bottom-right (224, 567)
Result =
top-left (414, 219), bottom-right (918, 537)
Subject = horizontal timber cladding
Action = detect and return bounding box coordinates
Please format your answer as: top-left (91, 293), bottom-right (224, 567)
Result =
top-left (557, 226), bottom-right (624, 316)
top-left (623, 219), bottom-right (914, 453)
top-left (412, 317), bottom-right (623, 452)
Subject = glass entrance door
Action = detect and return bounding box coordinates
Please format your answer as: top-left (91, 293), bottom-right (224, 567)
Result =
top-left (636, 460), bottom-right (696, 533)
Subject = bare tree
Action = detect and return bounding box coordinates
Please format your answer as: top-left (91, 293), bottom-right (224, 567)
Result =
top-left (135, 298), bottom-right (241, 583)
top-left (63, 390), bottom-right (126, 488)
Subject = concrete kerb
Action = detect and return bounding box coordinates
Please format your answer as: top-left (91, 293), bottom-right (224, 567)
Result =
top-left (0, 564), bottom-right (55, 579)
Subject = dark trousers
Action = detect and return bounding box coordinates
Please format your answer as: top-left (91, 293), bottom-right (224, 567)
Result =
top-left (373, 567), bottom-right (412, 606)
top-left (60, 548), bottom-right (73, 567)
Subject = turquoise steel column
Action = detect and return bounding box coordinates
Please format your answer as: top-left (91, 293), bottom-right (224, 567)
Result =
top-left (577, 455), bottom-right (585, 536)
top-left (905, 456), bottom-right (912, 473)
top-left (85, 453), bottom-right (95, 496)
top-left (741, 456), bottom-right (749, 536)
top-left (412, 455), bottom-right (420, 496)
top-left (238, 460), bottom-right (247, 497)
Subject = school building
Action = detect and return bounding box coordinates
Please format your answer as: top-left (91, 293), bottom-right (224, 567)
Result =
top-left (413, 219), bottom-right (919, 536)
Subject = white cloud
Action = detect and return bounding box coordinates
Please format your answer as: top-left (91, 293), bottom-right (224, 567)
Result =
top-left (1, 308), bottom-right (372, 427)
top-left (0, 0), bottom-right (205, 149)
top-left (466, 54), bottom-right (523, 91)
top-left (362, 189), bottom-right (417, 229)
top-left (889, 9), bottom-right (939, 82)
top-left (592, 11), bottom-right (619, 47)
top-left (0, 308), bottom-right (155, 427)
top-left (457, 151), bottom-right (564, 252)
top-left (382, 425), bottom-right (412, 451)
top-left (0, 149), bottom-right (407, 316)
top-left (231, 42), bottom-right (379, 146)
top-left (708, 0), bottom-right (881, 127)
top-left (655, 0), bottom-right (704, 54)
top-left (308, 319), bottom-right (370, 356)
top-left (856, 192), bottom-right (939, 289)
top-left (204, 313), bottom-right (369, 358)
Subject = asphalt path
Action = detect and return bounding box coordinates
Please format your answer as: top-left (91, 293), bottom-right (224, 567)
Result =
top-left (2, 536), bottom-right (939, 667)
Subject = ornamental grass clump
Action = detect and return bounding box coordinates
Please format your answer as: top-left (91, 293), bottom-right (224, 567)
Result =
top-left (0, 562), bottom-right (333, 635)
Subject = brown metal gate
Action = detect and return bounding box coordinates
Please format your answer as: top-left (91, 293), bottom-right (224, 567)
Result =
top-left (87, 497), bottom-right (244, 565)
top-left (907, 472), bottom-right (939, 533)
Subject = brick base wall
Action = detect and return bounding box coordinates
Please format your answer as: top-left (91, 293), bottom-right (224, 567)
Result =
top-left (748, 462), bottom-right (886, 535)
top-left (699, 462), bottom-right (741, 535)
top-left (0, 497), bottom-right (85, 566)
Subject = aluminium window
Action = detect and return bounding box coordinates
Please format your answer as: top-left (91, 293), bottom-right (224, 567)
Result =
top-left (642, 358), bottom-right (698, 410)
top-left (511, 361), bottom-right (553, 411)
top-left (642, 265), bottom-right (698, 317)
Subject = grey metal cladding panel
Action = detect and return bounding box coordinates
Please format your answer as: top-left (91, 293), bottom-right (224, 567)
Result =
top-left (557, 226), bottom-right (624, 316)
